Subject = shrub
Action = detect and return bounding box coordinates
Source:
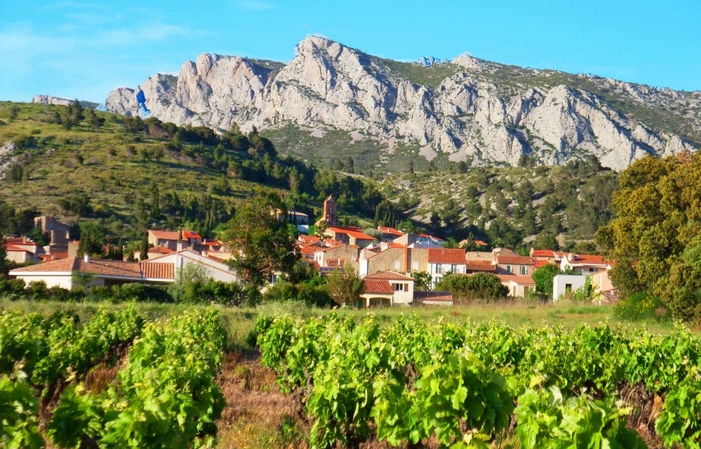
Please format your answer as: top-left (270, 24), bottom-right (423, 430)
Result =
top-left (615, 291), bottom-right (669, 321)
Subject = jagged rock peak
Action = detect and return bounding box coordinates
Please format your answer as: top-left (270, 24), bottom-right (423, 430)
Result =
top-left (100, 36), bottom-right (700, 172)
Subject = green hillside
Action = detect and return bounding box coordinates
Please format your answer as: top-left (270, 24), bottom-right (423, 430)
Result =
top-left (0, 102), bottom-right (383, 240)
top-left (381, 158), bottom-right (618, 250)
top-left (0, 101), bottom-right (617, 250)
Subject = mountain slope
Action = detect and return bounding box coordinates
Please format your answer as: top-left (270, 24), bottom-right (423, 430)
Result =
top-left (99, 36), bottom-right (700, 172)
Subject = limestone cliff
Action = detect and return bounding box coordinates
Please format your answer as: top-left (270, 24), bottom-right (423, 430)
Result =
top-left (103, 36), bottom-right (700, 171)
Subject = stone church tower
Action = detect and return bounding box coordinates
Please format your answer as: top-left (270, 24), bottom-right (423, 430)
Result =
top-left (320, 194), bottom-right (337, 227)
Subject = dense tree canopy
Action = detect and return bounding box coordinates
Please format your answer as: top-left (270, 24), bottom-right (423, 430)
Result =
top-left (220, 192), bottom-right (298, 288)
top-left (436, 272), bottom-right (508, 301)
top-left (596, 153), bottom-right (701, 320)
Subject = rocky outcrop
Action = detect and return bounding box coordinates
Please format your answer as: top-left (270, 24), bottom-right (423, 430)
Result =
top-left (32, 95), bottom-right (98, 109)
top-left (103, 36), bottom-right (700, 171)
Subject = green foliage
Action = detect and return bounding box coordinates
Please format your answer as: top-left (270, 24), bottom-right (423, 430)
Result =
top-left (0, 375), bottom-right (44, 449)
top-left (411, 270), bottom-right (432, 291)
top-left (596, 154), bottom-right (701, 321)
top-left (436, 272), bottom-right (508, 301)
top-left (220, 192), bottom-right (299, 287)
top-left (47, 310), bottom-right (226, 449)
top-left (326, 262), bottom-right (365, 306)
top-left (515, 386), bottom-right (646, 449)
top-left (531, 264), bottom-right (560, 298)
top-left (374, 353), bottom-right (513, 447)
top-left (257, 313), bottom-right (701, 448)
top-left (656, 368), bottom-right (701, 448)
top-left (78, 220), bottom-right (106, 256)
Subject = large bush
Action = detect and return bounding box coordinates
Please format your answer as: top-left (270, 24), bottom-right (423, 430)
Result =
top-left (436, 272), bottom-right (508, 301)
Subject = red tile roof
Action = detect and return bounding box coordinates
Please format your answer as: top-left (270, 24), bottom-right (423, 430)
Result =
top-left (428, 248), bottom-right (466, 264)
top-left (496, 255), bottom-right (535, 265)
top-left (474, 240), bottom-right (488, 247)
top-left (183, 231), bottom-right (202, 240)
top-left (298, 235), bottom-right (320, 244)
top-left (364, 271), bottom-right (414, 281)
top-left (299, 245), bottom-right (319, 256)
top-left (76, 259), bottom-right (143, 277)
top-left (148, 246), bottom-right (175, 255)
top-left (6, 245), bottom-right (32, 253)
top-left (149, 230), bottom-right (180, 240)
top-left (387, 242), bottom-right (407, 249)
top-left (140, 262), bottom-right (174, 280)
top-left (10, 258), bottom-right (77, 273)
top-left (466, 260), bottom-right (495, 272)
top-left (363, 279), bottom-right (394, 294)
top-left (378, 226), bottom-right (404, 236)
top-left (327, 227), bottom-right (376, 241)
top-left (534, 260), bottom-right (554, 269)
top-left (497, 274), bottom-right (536, 285)
top-left (531, 249), bottom-right (556, 258)
top-left (566, 254), bottom-right (610, 265)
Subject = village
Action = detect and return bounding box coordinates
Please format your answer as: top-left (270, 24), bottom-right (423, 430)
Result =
top-left (3, 195), bottom-right (616, 307)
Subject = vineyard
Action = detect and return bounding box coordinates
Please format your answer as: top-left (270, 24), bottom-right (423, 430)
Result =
top-left (0, 308), bottom-right (226, 448)
top-left (2, 305), bottom-right (700, 448)
top-left (256, 314), bottom-right (701, 448)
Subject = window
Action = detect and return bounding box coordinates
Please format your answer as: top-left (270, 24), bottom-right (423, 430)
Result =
top-left (394, 261), bottom-right (400, 270)
top-left (506, 265), bottom-right (512, 273)
top-left (435, 264), bottom-right (442, 274)
top-left (565, 284), bottom-right (572, 293)
top-left (589, 268), bottom-right (594, 272)
top-left (451, 264), bottom-right (457, 273)
top-left (394, 283), bottom-right (404, 291)
top-left (520, 265), bottom-right (527, 275)
top-left (412, 261), bottom-right (419, 270)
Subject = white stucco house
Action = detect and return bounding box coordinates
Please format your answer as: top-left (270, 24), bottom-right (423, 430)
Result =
top-left (360, 271), bottom-right (415, 308)
top-left (8, 250), bottom-right (237, 290)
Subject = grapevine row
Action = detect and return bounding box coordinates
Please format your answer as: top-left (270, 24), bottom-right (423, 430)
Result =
top-left (256, 314), bottom-right (701, 448)
top-left (0, 309), bottom-right (227, 449)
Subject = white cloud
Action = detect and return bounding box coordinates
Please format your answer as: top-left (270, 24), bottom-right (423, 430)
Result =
top-left (237, 0), bottom-right (276, 10)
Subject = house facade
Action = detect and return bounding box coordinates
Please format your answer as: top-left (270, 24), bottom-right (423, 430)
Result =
top-left (427, 248), bottom-right (467, 288)
top-left (360, 271), bottom-right (415, 307)
top-left (9, 249), bottom-right (237, 290)
top-left (494, 254), bottom-right (535, 276)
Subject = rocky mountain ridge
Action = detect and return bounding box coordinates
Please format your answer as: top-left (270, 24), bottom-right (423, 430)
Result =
top-left (102, 36), bottom-right (701, 171)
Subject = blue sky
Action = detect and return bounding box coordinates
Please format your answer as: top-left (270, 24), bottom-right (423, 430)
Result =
top-left (1, 0), bottom-right (699, 103)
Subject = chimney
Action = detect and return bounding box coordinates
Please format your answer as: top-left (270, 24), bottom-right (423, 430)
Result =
top-left (84, 253), bottom-right (90, 263)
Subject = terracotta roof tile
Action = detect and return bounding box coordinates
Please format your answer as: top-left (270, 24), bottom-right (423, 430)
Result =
top-left (10, 258), bottom-right (77, 273)
top-left (363, 279), bottom-right (394, 294)
top-left (140, 262), bottom-right (174, 279)
top-left (531, 249), bottom-right (556, 258)
top-left (566, 254), bottom-right (610, 265)
top-left (298, 235), bottom-right (320, 244)
top-left (6, 245), bottom-right (32, 253)
top-left (183, 231), bottom-right (201, 240)
top-left (148, 246), bottom-right (175, 255)
top-left (497, 274), bottom-right (536, 285)
top-left (149, 230), bottom-right (180, 240)
top-left (364, 271), bottom-right (414, 281)
top-left (466, 260), bottom-right (494, 272)
top-left (428, 248), bottom-right (466, 264)
top-left (378, 226), bottom-right (404, 236)
top-left (534, 260), bottom-right (554, 269)
top-left (76, 259), bottom-right (142, 277)
top-left (496, 255), bottom-right (535, 265)
top-left (327, 227), bottom-right (377, 241)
